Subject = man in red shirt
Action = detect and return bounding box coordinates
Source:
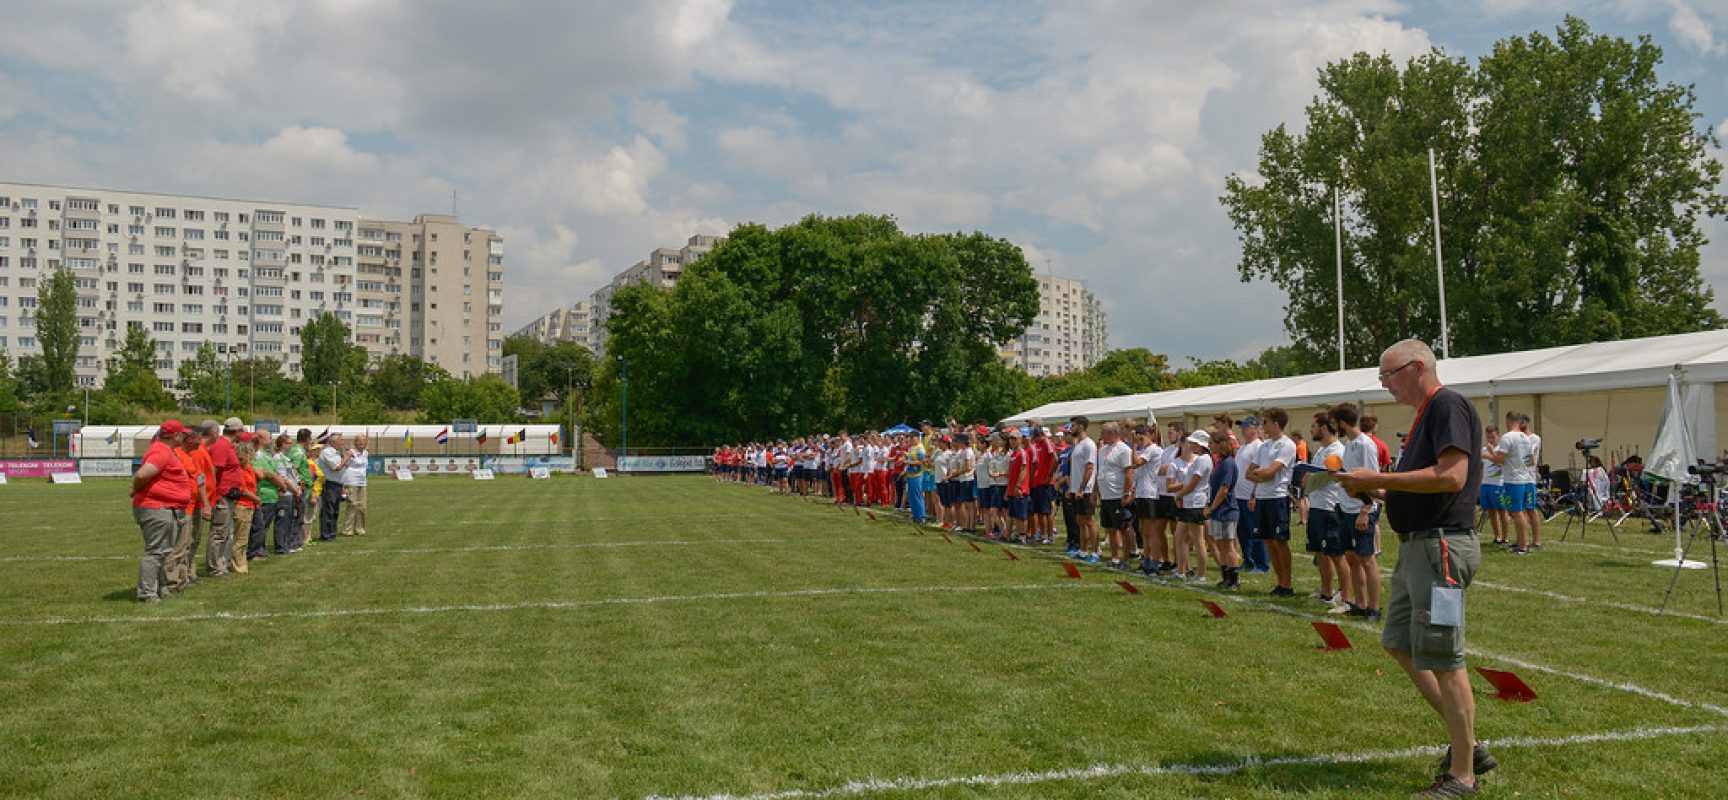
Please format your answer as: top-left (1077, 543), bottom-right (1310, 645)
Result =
top-left (203, 417), bottom-right (246, 578)
top-left (1362, 415), bottom-right (1394, 470)
top-left (1028, 425), bottom-right (1057, 545)
top-left (164, 430), bottom-right (215, 594)
top-left (1005, 428), bottom-right (1031, 542)
top-left (132, 421), bottom-right (195, 602)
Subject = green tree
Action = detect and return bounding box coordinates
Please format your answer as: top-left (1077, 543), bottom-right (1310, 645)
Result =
top-left (176, 343), bottom-right (226, 412)
top-left (34, 267), bottom-right (80, 394)
top-left (587, 216), bottom-right (1038, 447)
top-left (419, 375), bottom-right (521, 424)
top-left (368, 353), bottom-right (451, 410)
top-left (300, 313), bottom-right (368, 407)
top-left (0, 349), bottom-right (18, 412)
top-left (1221, 17), bottom-right (1724, 364)
top-left (503, 335), bottom-right (594, 406)
top-left (105, 324), bottom-right (158, 383)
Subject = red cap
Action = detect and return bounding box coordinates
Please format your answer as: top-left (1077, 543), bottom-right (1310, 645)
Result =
top-left (158, 420), bottom-right (187, 437)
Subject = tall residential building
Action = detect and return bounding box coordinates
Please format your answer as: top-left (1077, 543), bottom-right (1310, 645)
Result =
top-left (998, 274), bottom-right (1108, 377)
top-left (512, 300), bottom-right (592, 346)
top-left (355, 214), bottom-right (503, 378)
top-left (0, 181), bottom-right (503, 389)
top-left (0, 181), bottom-right (359, 388)
top-left (517, 234), bottom-right (721, 354)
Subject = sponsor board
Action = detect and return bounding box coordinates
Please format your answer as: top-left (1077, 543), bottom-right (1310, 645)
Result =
top-left (381, 457), bottom-right (483, 475)
top-left (395, 469), bottom-right (414, 481)
top-left (529, 467), bottom-right (551, 479)
top-left (616, 455), bottom-right (708, 472)
top-left (78, 458), bottom-right (136, 478)
top-left (51, 472), bottom-right (83, 484)
top-left (473, 469), bottom-right (496, 481)
top-left (592, 467), bottom-right (609, 478)
top-left (0, 459), bottom-right (78, 478)
top-left (485, 456), bottom-right (579, 475)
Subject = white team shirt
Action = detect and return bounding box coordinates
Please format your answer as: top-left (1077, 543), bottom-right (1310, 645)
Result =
top-left (1096, 440), bottom-right (1132, 501)
top-left (1337, 433), bottom-right (1380, 514)
top-left (1179, 454), bottom-right (1212, 509)
top-left (1496, 431), bottom-right (1537, 485)
top-left (1132, 444), bottom-right (1162, 499)
top-left (1252, 435), bottom-right (1296, 499)
top-left (1307, 440), bottom-right (1345, 511)
top-left (1067, 437), bottom-right (1098, 494)
top-left (1233, 438), bottom-right (1261, 500)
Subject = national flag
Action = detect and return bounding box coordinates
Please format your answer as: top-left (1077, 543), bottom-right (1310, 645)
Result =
top-left (403, 430), bottom-right (413, 449)
top-left (550, 429), bottom-right (560, 446)
top-left (26, 427), bottom-right (40, 449)
top-left (505, 428), bottom-right (526, 445)
top-left (475, 430), bottom-right (489, 445)
top-left (435, 427), bottom-right (450, 445)
top-left (316, 425), bottom-right (331, 444)
top-left (107, 429), bottom-right (121, 445)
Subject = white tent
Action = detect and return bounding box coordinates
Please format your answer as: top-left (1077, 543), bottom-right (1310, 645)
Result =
top-left (1004, 328), bottom-right (1728, 473)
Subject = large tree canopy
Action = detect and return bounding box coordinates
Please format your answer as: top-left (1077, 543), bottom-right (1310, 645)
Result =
top-left (1222, 17), bottom-right (1725, 366)
top-left (584, 215), bottom-right (1038, 447)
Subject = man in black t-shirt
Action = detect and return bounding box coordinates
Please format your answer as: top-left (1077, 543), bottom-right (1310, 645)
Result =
top-left (1339, 339), bottom-right (1491, 798)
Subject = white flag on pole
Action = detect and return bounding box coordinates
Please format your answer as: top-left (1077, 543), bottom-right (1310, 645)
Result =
top-left (1649, 373), bottom-right (1705, 569)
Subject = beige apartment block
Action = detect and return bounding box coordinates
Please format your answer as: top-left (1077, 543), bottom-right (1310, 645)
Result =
top-left (355, 214), bottom-right (504, 378)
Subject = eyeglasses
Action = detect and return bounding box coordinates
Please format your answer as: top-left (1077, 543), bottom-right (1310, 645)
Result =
top-left (1378, 360), bottom-right (1418, 382)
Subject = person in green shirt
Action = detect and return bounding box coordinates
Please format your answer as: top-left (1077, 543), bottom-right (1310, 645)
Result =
top-left (247, 446), bottom-right (288, 561)
top-left (292, 428), bottom-right (314, 544)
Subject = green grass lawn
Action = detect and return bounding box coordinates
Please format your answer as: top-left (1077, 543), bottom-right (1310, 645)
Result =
top-left (1, 476), bottom-right (1724, 798)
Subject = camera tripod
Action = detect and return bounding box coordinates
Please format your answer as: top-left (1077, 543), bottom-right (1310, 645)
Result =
top-left (1558, 448), bottom-right (1615, 543)
top-left (1658, 476), bottom-right (1724, 617)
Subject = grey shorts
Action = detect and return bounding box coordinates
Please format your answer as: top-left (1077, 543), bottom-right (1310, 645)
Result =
top-left (1381, 531), bottom-right (1481, 671)
top-left (1208, 519), bottom-right (1237, 540)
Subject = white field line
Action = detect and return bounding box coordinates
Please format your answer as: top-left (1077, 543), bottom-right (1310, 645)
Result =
top-left (0, 535), bottom-right (897, 564)
top-left (910, 520), bottom-right (1728, 719)
top-left (648, 723), bottom-right (1728, 800)
top-left (0, 581), bottom-right (1110, 627)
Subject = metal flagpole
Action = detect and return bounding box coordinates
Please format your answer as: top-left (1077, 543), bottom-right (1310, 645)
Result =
top-left (1429, 147), bottom-right (1450, 359)
top-left (1335, 185), bottom-right (1346, 371)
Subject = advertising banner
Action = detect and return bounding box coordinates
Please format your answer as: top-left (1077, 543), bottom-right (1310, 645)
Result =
top-left (78, 458), bottom-right (136, 478)
top-left (617, 455), bottom-right (708, 472)
top-left (1, 459), bottom-right (78, 478)
top-left (379, 455), bottom-right (484, 476)
top-left (485, 456), bottom-right (579, 475)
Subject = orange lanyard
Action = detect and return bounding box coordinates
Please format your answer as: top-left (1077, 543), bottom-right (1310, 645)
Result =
top-left (1407, 384), bottom-right (1445, 438)
top-left (1440, 536), bottom-right (1457, 586)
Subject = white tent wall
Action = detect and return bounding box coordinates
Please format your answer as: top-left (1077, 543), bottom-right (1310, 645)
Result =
top-left (999, 328), bottom-right (1728, 476)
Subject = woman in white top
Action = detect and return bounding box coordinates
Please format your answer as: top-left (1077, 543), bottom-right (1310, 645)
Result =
top-left (1165, 430), bottom-right (1213, 583)
top-left (1131, 424), bottom-right (1165, 574)
top-left (1582, 455), bottom-right (1611, 512)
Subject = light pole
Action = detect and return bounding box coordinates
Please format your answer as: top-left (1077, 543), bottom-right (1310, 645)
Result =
top-left (332, 380), bottom-right (340, 423)
top-left (618, 356), bottom-right (628, 476)
top-left (222, 345), bottom-right (233, 417)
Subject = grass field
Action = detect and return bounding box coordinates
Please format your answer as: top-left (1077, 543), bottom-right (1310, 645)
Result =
top-left (1, 475), bottom-right (1725, 798)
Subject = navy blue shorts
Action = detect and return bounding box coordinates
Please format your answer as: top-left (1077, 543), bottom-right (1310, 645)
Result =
top-left (1307, 506), bottom-right (1346, 555)
top-left (937, 482), bottom-right (955, 506)
top-left (1008, 495), bottom-right (1030, 520)
top-left (1337, 507), bottom-right (1381, 556)
top-left (1254, 496), bottom-right (1291, 542)
top-left (1031, 484), bottom-right (1055, 515)
top-left (956, 480), bottom-right (977, 503)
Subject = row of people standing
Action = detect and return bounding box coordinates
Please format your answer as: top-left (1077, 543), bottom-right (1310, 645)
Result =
top-left (129, 419), bottom-right (371, 602)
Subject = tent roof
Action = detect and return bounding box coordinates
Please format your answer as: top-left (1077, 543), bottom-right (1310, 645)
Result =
top-left (1000, 328), bottom-right (1728, 424)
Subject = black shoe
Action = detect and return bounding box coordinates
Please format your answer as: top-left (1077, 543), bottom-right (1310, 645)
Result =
top-left (1436, 743), bottom-right (1497, 776)
top-left (1414, 772), bottom-right (1478, 798)
top-left (1270, 586), bottom-right (1295, 597)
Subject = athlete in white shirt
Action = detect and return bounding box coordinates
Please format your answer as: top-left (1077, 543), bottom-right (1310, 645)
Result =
top-left (1492, 411), bottom-right (1539, 553)
top-left (1329, 404), bottom-right (1383, 620)
top-left (1131, 425), bottom-right (1165, 574)
top-left (1245, 408), bottom-right (1298, 595)
top-left (1165, 430), bottom-right (1213, 582)
top-left (1066, 418), bottom-right (1100, 562)
top-left (1095, 424), bottom-right (1135, 569)
top-left (1479, 425), bottom-right (1509, 546)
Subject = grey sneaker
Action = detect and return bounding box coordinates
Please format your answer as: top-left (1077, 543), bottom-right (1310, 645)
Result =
top-left (1436, 743), bottom-right (1498, 776)
top-left (1413, 773), bottom-right (1478, 798)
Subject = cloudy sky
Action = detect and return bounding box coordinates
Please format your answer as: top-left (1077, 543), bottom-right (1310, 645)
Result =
top-left (2, 0), bottom-right (1725, 364)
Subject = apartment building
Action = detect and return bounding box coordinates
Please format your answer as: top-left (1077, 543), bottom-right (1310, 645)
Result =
top-left (0, 181), bottom-right (360, 387)
top-left (0, 181), bottom-right (503, 388)
top-left (354, 214), bottom-right (504, 378)
top-left (516, 234), bottom-right (720, 354)
top-left (998, 273), bottom-right (1108, 377)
